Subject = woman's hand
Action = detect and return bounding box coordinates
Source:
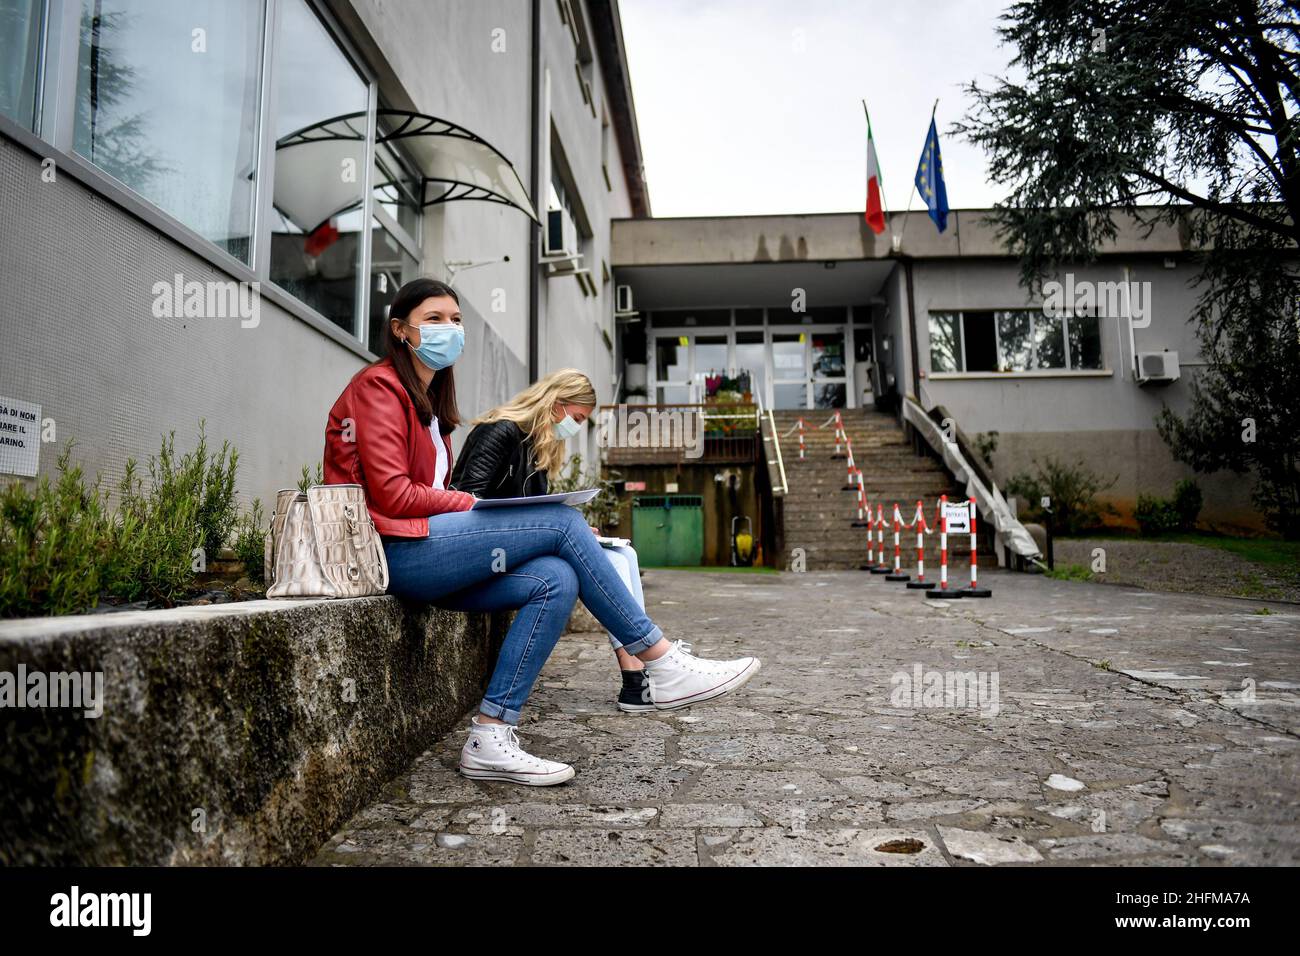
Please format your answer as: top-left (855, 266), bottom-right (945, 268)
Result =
top-left (590, 525), bottom-right (600, 536)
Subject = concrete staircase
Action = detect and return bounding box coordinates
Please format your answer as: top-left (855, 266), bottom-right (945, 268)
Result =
top-left (772, 408), bottom-right (964, 570)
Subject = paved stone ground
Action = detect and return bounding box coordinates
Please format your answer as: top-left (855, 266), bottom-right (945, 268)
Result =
top-left (311, 569), bottom-right (1300, 867)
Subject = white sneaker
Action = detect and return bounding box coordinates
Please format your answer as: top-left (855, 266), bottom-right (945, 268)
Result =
top-left (458, 717), bottom-right (576, 786)
top-left (642, 640), bottom-right (761, 710)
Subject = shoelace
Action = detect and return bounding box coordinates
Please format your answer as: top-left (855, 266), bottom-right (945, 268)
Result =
top-left (505, 726), bottom-right (533, 762)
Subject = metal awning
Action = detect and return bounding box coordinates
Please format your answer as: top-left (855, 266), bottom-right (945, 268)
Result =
top-left (272, 108), bottom-right (539, 234)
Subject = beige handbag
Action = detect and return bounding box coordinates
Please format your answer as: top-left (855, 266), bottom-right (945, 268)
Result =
top-left (265, 484), bottom-right (389, 598)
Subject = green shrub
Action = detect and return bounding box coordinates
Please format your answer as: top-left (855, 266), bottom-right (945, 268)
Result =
top-left (101, 438), bottom-right (202, 604)
top-left (1, 427), bottom-right (260, 617)
top-left (233, 499), bottom-right (267, 586)
top-left (1134, 493), bottom-right (1180, 536)
top-left (0, 444), bottom-right (112, 618)
top-left (192, 423), bottom-right (239, 555)
top-left (1005, 456), bottom-right (1117, 535)
top-left (297, 462), bottom-right (324, 492)
top-left (548, 454), bottom-right (622, 530)
top-left (1172, 478), bottom-right (1203, 531)
top-left (1135, 479), bottom-right (1203, 536)
top-left (974, 431), bottom-right (999, 469)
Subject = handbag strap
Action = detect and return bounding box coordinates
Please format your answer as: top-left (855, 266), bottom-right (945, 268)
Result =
top-left (308, 486), bottom-right (388, 594)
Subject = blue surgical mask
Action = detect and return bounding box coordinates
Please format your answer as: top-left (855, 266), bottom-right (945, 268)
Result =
top-left (407, 322), bottom-right (464, 370)
top-left (552, 412), bottom-right (582, 440)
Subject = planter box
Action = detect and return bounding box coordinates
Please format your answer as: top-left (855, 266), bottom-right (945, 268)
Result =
top-left (0, 597), bottom-right (508, 865)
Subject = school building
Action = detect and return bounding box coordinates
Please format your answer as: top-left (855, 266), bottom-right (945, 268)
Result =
top-left (0, 0), bottom-right (642, 506)
top-left (0, 0), bottom-right (1267, 570)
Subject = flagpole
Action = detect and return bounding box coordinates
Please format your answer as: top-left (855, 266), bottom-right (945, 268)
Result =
top-left (896, 98), bottom-right (939, 252)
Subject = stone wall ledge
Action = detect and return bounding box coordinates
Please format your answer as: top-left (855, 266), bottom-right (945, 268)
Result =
top-left (0, 596), bottom-right (508, 866)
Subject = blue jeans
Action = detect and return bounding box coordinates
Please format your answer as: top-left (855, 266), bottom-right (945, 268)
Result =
top-left (602, 545), bottom-right (645, 651)
top-left (383, 504), bottom-right (663, 724)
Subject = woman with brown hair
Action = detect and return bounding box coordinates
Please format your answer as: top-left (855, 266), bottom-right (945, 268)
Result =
top-left (324, 278), bottom-right (760, 787)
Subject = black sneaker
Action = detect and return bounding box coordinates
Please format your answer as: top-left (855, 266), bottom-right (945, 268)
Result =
top-left (617, 669), bottom-right (654, 713)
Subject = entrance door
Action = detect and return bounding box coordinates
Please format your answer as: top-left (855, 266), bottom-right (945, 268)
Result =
top-left (810, 330), bottom-right (848, 409)
top-left (653, 334), bottom-right (693, 403)
top-left (770, 332), bottom-right (808, 408)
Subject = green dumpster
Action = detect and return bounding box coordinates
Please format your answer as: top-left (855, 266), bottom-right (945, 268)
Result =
top-left (632, 495), bottom-right (704, 567)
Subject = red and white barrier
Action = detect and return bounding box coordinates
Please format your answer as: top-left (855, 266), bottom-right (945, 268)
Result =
top-left (885, 502), bottom-right (910, 581)
top-left (842, 442), bottom-right (858, 490)
top-left (852, 471), bottom-right (870, 527)
top-left (958, 499), bottom-right (992, 597)
top-left (819, 410), bottom-right (846, 459)
top-left (868, 503), bottom-right (891, 573)
top-left (904, 499), bottom-right (935, 590)
top-left (927, 493), bottom-right (965, 599)
top-left (847, 478), bottom-right (868, 530)
top-left (858, 499), bottom-right (877, 569)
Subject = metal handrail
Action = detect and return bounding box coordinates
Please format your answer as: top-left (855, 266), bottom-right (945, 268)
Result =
top-left (754, 391), bottom-right (788, 495)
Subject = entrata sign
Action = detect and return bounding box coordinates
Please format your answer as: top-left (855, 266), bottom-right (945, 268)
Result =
top-left (943, 501), bottom-right (971, 534)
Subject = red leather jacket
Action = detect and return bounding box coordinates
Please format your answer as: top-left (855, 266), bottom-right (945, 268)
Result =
top-left (324, 358), bottom-right (475, 538)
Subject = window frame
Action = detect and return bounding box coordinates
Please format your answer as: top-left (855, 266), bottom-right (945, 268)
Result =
top-left (8, 0), bottom-right (407, 360)
top-left (926, 307), bottom-right (1111, 378)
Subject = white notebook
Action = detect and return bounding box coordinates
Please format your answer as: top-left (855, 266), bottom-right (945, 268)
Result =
top-left (470, 487), bottom-right (600, 509)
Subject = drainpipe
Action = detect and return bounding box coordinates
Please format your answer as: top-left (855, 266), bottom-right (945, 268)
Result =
top-left (903, 257), bottom-right (922, 401)
top-left (528, 0), bottom-right (541, 381)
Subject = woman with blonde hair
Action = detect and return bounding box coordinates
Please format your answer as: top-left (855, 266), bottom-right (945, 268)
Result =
top-left (328, 278), bottom-right (759, 787)
top-left (453, 369), bottom-right (661, 713)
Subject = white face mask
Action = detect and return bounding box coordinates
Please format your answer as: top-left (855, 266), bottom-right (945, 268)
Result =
top-left (552, 412), bottom-right (582, 440)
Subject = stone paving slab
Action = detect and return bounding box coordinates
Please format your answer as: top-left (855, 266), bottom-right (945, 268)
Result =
top-left (311, 568), bottom-right (1300, 867)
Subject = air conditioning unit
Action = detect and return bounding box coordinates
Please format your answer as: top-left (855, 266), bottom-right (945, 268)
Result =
top-left (544, 207), bottom-right (578, 258)
top-left (1136, 350), bottom-right (1180, 385)
top-left (615, 283), bottom-right (634, 315)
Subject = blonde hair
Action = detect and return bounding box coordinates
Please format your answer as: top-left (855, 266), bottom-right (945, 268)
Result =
top-left (476, 369), bottom-right (597, 477)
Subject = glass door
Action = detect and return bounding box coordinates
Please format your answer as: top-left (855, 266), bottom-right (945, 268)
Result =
top-left (770, 331), bottom-right (808, 408)
top-left (654, 335), bottom-right (693, 403)
top-left (810, 330), bottom-right (848, 409)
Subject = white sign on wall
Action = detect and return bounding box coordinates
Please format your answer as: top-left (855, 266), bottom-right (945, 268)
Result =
top-left (0, 396), bottom-right (41, 477)
top-left (943, 501), bottom-right (971, 534)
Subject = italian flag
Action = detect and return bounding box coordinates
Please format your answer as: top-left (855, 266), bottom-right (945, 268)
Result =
top-left (864, 107), bottom-right (885, 235)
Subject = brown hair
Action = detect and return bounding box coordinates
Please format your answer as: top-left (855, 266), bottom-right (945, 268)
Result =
top-left (379, 277), bottom-right (462, 432)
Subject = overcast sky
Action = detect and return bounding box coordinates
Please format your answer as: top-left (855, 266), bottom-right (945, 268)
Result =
top-left (620, 0), bottom-right (1015, 217)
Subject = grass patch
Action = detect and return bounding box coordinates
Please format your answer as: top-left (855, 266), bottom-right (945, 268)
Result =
top-left (1044, 563), bottom-right (1094, 582)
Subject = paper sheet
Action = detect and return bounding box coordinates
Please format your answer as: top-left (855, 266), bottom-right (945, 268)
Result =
top-left (469, 487), bottom-right (600, 509)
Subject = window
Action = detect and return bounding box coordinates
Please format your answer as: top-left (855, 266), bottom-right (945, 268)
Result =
top-left (1, 0), bottom-right (44, 130)
top-left (734, 330), bottom-right (766, 399)
top-left (12, 0), bottom-right (437, 352)
top-left (600, 101), bottom-right (612, 190)
top-left (373, 134), bottom-right (421, 243)
top-left (929, 313), bottom-right (962, 372)
top-left (929, 309), bottom-right (1104, 373)
top-left (266, 0), bottom-right (369, 333)
top-left (73, 0), bottom-right (264, 262)
top-left (367, 217), bottom-right (419, 351)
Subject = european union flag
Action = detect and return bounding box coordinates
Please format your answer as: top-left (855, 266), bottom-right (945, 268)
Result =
top-left (914, 117), bottom-right (949, 233)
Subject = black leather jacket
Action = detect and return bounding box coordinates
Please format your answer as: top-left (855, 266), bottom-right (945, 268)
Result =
top-left (450, 420), bottom-right (549, 499)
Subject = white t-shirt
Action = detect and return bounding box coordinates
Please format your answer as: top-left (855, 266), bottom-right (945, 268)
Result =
top-left (429, 416), bottom-right (448, 490)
